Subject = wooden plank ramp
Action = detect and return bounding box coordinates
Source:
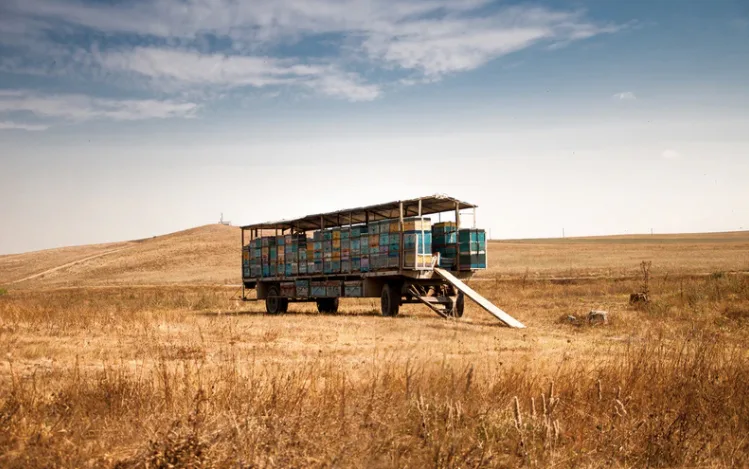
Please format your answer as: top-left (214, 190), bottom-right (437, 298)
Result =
top-left (434, 268), bottom-right (526, 328)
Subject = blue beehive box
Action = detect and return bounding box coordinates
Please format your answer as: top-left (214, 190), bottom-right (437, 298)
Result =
top-left (311, 281), bottom-right (326, 297)
top-left (352, 225), bottom-right (366, 237)
top-left (434, 232), bottom-right (457, 245)
top-left (295, 280), bottom-right (309, 297)
top-left (326, 281), bottom-right (342, 297)
top-left (344, 281), bottom-right (363, 297)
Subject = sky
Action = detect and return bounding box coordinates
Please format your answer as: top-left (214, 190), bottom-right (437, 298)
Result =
top-left (1, 0), bottom-right (748, 255)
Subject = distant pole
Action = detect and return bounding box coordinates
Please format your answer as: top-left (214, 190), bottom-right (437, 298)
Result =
top-left (651, 228), bottom-right (653, 236)
top-left (562, 228), bottom-right (565, 238)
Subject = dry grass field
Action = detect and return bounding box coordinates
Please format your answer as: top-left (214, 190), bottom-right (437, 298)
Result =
top-left (1, 226), bottom-right (749, 468)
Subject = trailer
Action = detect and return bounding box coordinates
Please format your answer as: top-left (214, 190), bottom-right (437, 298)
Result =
top-left (240, 194), bottom-right (524, 328)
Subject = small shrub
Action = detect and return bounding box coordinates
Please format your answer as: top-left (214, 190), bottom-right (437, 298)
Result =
top-left (0, 288), bottom-right (7, 297)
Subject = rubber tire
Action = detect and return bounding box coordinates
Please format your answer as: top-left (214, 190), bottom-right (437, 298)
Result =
top-left (317, 298), bottom-right (339, 314)
top-left (381, 284), bottom-right (400, 317)
top-left (265, 285), bottom-right (288, 315)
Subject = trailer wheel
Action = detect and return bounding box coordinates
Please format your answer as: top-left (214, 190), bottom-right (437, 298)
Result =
top-left (317, 298), bottom-right (339, 314)
top-left (265, 285), bottom-right (288, 315)
top-left (381, 284), bottom-right (400, 317)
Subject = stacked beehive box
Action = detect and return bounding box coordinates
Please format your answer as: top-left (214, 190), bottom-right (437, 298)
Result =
top-left (457, 228), bottom-right (487, 270)
top-left (403, 217), bottom-right (433, 269)
top-left (276, 235), bottom-right (285, 277)
top-left (242, 246), bottom-right (251, 278)
top-left (432, 222), bottom-right (457, 268)
top-left (388, 219), bottom-right (400, 268)
top-left (306, 241), bottom-right (315, 275)
top-left (369, 221), bottom-right (381, 270)
top-left (332, 228), bottom-right (341, 273)
top-left (297, 234), bottom-right (307, 275)
top-left (246, 215), bottom-right (442, 282)
top-left (341, 227), bottom-right (350, 273)
top-left (359, 226), bottom-right (370, 272)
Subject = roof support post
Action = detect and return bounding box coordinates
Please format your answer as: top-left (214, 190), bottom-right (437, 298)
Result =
top-left (418, 199), bottom-right (425, 269)
top-left (455, 202), bottom-right (461, 229)
top-left (399, 201), bottom-right (404, 270)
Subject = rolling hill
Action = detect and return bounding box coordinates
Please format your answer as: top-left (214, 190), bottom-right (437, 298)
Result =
top-left (1, 225), bottom-right (747, 289)
top-left (0, 224), bottom-right (240, 288)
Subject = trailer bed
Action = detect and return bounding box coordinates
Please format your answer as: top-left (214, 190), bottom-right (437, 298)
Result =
top-left (239, 194), bottom-right (524, 327)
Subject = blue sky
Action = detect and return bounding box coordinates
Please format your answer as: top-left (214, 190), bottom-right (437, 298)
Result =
top-left (1, 0), bottom-right (748, 254)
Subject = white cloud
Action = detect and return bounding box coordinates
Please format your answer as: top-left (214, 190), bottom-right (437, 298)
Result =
top-left (362, 7), bottom-right (624, 76)
top-left (0, 0), bottom-right (625, 117)
top-left (5, 0), bottom-right (622, 80)
top-left (0, 90), bottom-right (198, 123)
top-left (661, 149), bottom-right (681, 159)
top-left (305, 72), bottom-right (381, 101)
top-left (99, 47), bottom-right (318, 87)
top-left (364, 21), bottom-right (552, 76)
top-left (612, 91), bottom-right (636, 100)
top-left (98, 47), bottom-right (380, 101)
top-left (0, 120), bottom-right (49, 131)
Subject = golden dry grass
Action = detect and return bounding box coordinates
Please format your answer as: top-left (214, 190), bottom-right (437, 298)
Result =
top-left (0, 225), bottom-right (239, 288)
top-left (1, 226), bottom-right (749, 468)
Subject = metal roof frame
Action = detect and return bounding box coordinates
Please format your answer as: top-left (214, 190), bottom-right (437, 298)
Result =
top-left (240, 194), bottom-right (477, 231)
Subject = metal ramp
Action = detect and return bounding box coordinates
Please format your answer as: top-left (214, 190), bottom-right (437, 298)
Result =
top-left (434, 268), bottom-right (526, 328)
